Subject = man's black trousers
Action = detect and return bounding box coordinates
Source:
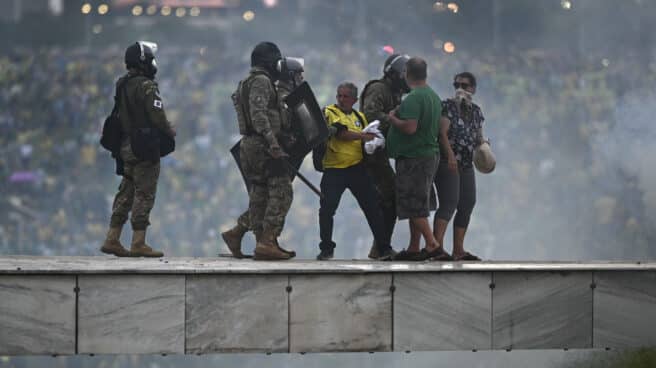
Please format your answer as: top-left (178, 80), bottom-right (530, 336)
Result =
top-left (318, 163), bottom-right (392, 253)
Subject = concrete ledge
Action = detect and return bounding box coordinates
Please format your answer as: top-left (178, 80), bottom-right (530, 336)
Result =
top-left (186, 274), bottom-right (289, 353)
top-left (395, 272), bottom-right (491, 351)
top-left (77, 275), bottom-right (185, 355)
top-left (594, 271), bottom-right (656, 348)
top-left (289, 274), bottom-right (392, 352)
top-left (0, 275), bottom-right (75, 355)
top-left (493, 271), bottom-right (592, 349)
top-left (0, 257), bottom-right (655, 355)
top-left (1, 256), bottom-right (655, 274)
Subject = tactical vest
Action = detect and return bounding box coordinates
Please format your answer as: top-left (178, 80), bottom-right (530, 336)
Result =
top-left (359, 78), bottom-right (401, 113)
top-left (118, 74), bottom-right (174, 162)
top-left (232, 70), bottom-right (279, 135)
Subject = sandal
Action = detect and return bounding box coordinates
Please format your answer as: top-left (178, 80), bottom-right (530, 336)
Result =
top-left (394, 249), bottom-right (429, 261)
top-left (426, 247), bottom-right (453, 261)
top-left (453, 251), bottom-right (481, 261)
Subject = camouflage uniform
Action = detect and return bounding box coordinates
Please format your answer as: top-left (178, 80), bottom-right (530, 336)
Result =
top-left (109, 144), bottom-right (161, 230)
top-left (360, 77), bottom-right (403, 247)
top-left (239, 67), bottom-right (293, 241)
top-left (235, 79), bottom-right (296, 231)
top-left (109, 73), bottom-right (174, 231)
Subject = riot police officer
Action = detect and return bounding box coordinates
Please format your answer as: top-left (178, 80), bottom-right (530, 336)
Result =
top-left (222, 56), bottom-right (304, 259)
top-left (229, 42), bottom-right (294, 260)
top-left (360, 54), bottom-right (410, 259)
top-left (100, 41), bottom-right (176, 258)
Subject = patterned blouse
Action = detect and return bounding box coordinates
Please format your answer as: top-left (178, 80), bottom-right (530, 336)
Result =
top-left (441, 99), bottom-right (485, 169)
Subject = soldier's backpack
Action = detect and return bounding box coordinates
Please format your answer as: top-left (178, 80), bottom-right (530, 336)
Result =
top-left (100, 80), bottom-right (125, 155)
top-left (359, 79), bottom-right (384, 112)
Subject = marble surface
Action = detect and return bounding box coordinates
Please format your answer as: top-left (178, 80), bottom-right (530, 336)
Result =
top-left (1, 256), bottom-right (654, 274)
top-left (395, 273), bottom-right (492, 351)
top-left (77, 275), bottom-right (185, 354)
top-left (0, 275), bottom-right (75, 355)
top-left (186, 275), bottom-right (289, 353)
top-left (4, 260), bottom-right (656, 355)
top-left (289, 274), bottom-right (392, 352)
top-left (594, 271), bottom-right (656, 348)
top-left (493, 272), bottom-right (593, 349)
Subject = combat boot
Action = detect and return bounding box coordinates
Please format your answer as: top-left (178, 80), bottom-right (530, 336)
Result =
top-left (254, 232), bottom-right (290, 261)
top-left (275, 239), bottom-right (296, 258)
top-left (100, 226), bottom-right (130, 257)
top-left (129, 229), bottom-right (164, 258)
top-left (221, 224), bottom-right (248, 258)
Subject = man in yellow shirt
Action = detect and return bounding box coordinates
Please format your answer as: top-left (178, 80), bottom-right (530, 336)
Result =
top-left (317, 82), bottom-right (396, 260)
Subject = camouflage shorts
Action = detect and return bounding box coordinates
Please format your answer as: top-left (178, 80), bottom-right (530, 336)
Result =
top-left (395, 154), bottom-right (439, 220)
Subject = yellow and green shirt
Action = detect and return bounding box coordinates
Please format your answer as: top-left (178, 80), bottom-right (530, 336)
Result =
top-left (322, 104), bottom-right (368, 169)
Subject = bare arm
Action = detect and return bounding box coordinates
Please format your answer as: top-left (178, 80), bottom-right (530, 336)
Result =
top-left (440, 116), bottom-right (457, 171)
top-left (475, 107), bottom-right (486, 146)
top-left (336, 130), bottom-right (376, 142)
top-left (439, 116), bottom-right (454, 156)
top-left (325, 107), bottom-right (376, 142)
top-left (476, 127), bottom-right (485, 146)
top-left (388, 110), bottom-right (418, 135)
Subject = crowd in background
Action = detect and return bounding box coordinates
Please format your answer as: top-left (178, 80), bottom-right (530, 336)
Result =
top-left (1, 42), bottom-right (655, 260)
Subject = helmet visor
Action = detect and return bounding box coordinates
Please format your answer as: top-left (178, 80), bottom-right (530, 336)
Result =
top-left (138, 41), bottom-right (158, 61)
top-left (387, 54), bottom-right (409, 75)
top-left (277, 57), bottom-right (304, 74)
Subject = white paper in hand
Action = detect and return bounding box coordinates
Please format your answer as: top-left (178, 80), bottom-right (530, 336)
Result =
top-left (362, 120), bottom-right (385, 154)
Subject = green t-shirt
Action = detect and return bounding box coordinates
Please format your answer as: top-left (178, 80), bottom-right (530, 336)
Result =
top-left (387, 85), bottom-right (441, 159)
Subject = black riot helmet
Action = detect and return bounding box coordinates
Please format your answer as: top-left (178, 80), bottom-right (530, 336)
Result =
top-left (251, 41), bottom-right (283, 79)
top-left (383, 53), bottom-right (410, 93)
top-left (277, 57), bottom-right (304, 88)
top-left (125, 41), bottom-right (158, 79)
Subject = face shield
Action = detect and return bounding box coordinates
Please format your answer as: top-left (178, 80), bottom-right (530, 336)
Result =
top-left (384, 54), bottom-right (409, 76)
top-left (277, 57), bottom-right (305, 87)
top-left (385, 54), bottom-right (410, 93)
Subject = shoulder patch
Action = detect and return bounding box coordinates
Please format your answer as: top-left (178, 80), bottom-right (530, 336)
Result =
top-left (154, 100), bottom-right (163, 109)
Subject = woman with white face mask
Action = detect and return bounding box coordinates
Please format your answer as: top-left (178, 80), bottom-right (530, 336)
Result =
top-left (433, 72), bottom-right (486, 261)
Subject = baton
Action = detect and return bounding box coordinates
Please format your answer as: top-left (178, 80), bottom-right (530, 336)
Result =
top-left (283, 159), bottom-right (323, 199)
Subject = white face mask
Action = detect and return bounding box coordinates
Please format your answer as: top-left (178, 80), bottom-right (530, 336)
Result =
top-left (455, 88), bottom-right (473, 106)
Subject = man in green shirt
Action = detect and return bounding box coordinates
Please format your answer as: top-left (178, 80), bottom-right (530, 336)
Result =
top-left (387, 57), bottom-right (451, 261)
